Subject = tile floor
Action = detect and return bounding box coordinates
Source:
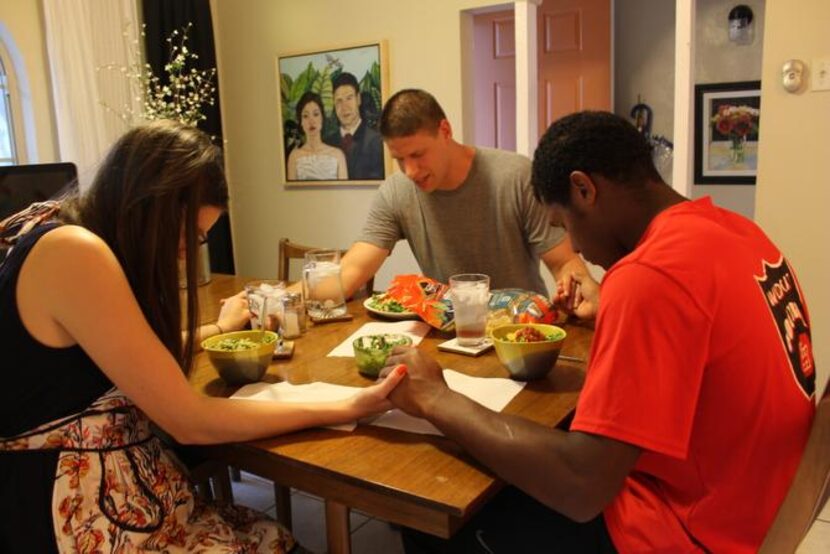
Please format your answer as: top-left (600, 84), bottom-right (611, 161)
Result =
top-left (231, 471), bottom-right (830, 553)
top-left (798, 501), bottom-right (830, 553)
top-left (232, 472), bottom-right (404, 554)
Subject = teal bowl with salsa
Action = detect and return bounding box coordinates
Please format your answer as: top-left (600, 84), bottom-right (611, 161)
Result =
top-left (490, 324), bottom-right (566, 380)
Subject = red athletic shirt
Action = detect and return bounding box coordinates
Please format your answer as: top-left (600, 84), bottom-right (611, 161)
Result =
top-left (571, 197), bottom-right (815, 553)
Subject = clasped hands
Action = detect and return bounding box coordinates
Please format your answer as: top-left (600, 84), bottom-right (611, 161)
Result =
top-left (552, 271), bottom-right (600, 321)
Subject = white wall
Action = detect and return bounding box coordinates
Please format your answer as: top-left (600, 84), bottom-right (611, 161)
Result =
top-left (0, 0), bottom-right (59, 163)
top-left (210, 0), bottom-right (506, 286)
top-left (691, 0), bottom-right (764, 218)
top-left (614, 0), bottom-right (764, 218)
top-left (755, 0), bottom-right (830, 396)
top-left (614, 0), bottom-right (676, 141)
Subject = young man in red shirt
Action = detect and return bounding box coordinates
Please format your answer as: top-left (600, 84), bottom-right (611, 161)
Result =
top-left (382, 111), bottom-right (816, 553)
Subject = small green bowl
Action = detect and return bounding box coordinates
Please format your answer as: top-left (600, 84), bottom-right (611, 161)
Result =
top-left (352, 334), bottom-right (413, 377)
top-left (201, 330), bottom-right (278, 385)
top-left (490, 324), bottom-right (567, 381)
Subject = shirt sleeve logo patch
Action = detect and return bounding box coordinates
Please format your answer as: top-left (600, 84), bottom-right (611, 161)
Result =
top-left (756, 256), bottom-right (815, 399)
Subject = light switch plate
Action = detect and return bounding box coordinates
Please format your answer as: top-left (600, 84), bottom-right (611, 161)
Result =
top-left (812, 58), bottom-right (830, 91)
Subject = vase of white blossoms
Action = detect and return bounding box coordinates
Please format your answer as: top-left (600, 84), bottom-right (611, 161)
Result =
top-left (99, 23), bottom-right (217, 127)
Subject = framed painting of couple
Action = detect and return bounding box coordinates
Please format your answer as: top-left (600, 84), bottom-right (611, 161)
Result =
top-left (277, 41), bottom-right (390, 185)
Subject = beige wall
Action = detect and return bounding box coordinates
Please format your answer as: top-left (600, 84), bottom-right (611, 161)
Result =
top-left (614, 0), bottom-right (764, 218)
top-left (691, 0), bottom-right (764, 218)
top-left (211, 0), bottom-right (500, 286)
top-left (755, 0), bottom-right (830, 395)
top-left (614, 0), bottom-right (676, 142)
top-left (0, 0), bottom-right (58, 163)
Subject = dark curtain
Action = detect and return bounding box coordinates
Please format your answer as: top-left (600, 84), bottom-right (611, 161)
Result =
top-left (142, 0), bottom-right (235, 274)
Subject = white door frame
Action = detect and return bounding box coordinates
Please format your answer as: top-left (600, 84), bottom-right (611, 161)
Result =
top-left (512, 0), bottom-right (696, 197)
top-left (514, 0), bottom-right (540, 157)
top-left (672, 0), bottom-right (696, 197)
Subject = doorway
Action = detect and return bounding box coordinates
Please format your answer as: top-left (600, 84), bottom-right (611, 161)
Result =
top-left (468, 0), bottom-right (612, 150)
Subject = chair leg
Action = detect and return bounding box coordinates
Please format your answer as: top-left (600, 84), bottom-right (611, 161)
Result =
top-left (193, 480), bottom-right (214, 502)
top-left (230, 466), bottom-right (242, 481)
top-left (212, 467), bottom-right (234, 504)
top-left (274, 483), bottom-right (293, 530)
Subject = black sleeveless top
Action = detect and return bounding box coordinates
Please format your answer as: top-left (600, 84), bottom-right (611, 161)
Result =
top-left (0, 223), bottom-right (112, 552)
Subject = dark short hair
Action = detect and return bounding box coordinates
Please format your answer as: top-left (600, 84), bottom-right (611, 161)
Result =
top-left (532, 111), bottom-right (662, 206)
top-left (379, 89), bottom-right (447, 138)
top-left (295, 91), bottom-right (326, 131)
top-left (332, 72), bottom-right (360, 95)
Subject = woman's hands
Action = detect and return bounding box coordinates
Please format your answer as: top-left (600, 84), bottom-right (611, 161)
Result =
top-left (349, 364), bottom-right (408, 418)
top-left (216, 290), bottom-right (251, 332)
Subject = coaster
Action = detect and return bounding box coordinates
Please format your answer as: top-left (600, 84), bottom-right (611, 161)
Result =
top-left (310, 313), bottom-right (354, 324)
top-left (273, 340), bottom-right (295, 359)
top-left (437, 338), bottom-right (493, 357)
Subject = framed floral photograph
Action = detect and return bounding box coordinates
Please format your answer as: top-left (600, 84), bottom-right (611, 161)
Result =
top-left (694, 81), bottom-right (761, 185)
top-left (277, 42), bottom-right (389, 185)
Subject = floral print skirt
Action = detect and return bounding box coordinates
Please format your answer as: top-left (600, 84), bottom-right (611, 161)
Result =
top-left (0, 388), bottom-right (294, 553)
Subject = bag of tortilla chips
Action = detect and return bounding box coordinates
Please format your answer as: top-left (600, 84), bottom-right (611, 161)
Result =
top-left (385, 275), bottom-right (454, 331)
top-left (385, 276), bottom-right (558, 333)
top-left (486, 289), bottom-right (558, 335)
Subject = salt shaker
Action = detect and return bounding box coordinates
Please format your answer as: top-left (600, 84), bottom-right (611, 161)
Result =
top-left (280, 292), bottom-right (306, 339)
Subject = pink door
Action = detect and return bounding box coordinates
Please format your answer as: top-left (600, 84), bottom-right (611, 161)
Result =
top-left (537, 0), bottom-right (611, 138)
top-left (473, 9), bottom-right (517, 151)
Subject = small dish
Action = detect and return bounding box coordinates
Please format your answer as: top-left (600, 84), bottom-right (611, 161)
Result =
top-left (353, 333), bottom-right (413, 377)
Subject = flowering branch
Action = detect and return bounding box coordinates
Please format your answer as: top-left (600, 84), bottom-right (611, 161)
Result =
top-left (98, 23), bottom-right (216, 127)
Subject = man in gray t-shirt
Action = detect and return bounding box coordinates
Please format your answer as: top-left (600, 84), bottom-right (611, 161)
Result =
top-left (360, 147), bottom-right (560, 293)
top-left (340, 89), bottom-right (595, 311)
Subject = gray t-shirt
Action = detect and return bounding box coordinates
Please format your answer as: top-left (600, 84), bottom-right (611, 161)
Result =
top-left (358, 147), bottom-right (565, 293)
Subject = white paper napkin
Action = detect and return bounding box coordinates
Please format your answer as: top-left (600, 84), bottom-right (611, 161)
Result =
top-left (327, 320), bottom-right (431, 357)
top-left (369, 369), bottom-right (525, 435)
top-left (229, 369), bottom-right (525, 436)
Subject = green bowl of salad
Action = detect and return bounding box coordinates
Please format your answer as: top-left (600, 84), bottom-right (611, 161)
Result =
top-left (352, 334), bottom-right (413, 377)
top-left (201, 330), bottom-right (278, 385)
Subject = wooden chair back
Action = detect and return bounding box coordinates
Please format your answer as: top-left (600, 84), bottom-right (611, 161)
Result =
top-left (278, 238), bottom-right (374, 297)
top-left (760, 379), bottom-right (830, 553)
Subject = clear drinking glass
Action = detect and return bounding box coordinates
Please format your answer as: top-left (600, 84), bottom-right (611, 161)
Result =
top-left (244, 279), bottom-right (286, 331)
top-left (302, 249), bottom-right (347, 319)
top-left (449, 273), bottom-right (490, 346)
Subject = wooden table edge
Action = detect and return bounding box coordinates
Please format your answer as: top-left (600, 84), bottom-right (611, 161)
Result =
top-left (198, 441), bottom-right (503, 538)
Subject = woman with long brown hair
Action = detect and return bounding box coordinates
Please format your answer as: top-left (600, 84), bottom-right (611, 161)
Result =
top-left (0, 120), bottom-right (404, 552)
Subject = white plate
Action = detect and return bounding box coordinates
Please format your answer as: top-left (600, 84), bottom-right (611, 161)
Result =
top-left (363, 297), bottom-right (419, 320)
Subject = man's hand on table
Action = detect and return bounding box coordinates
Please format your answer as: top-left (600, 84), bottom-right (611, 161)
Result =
top-left (379, 347), bottom-right (451, 419)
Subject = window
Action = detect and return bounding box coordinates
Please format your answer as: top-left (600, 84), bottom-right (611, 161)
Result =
top-left (0, 56), bottom-right (17, 166)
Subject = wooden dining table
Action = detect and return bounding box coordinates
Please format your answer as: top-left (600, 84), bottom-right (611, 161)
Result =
top-left (189, 274), bottom-right (593, 554)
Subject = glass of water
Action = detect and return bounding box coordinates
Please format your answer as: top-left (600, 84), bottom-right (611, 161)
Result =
top-left (449, 273), bottom-right (490, 346)
top-left (302, 249), bottom-right (347, 319)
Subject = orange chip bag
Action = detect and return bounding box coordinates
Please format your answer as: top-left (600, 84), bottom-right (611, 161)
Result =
top-left (385, 275), bottom-right (454, 330)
